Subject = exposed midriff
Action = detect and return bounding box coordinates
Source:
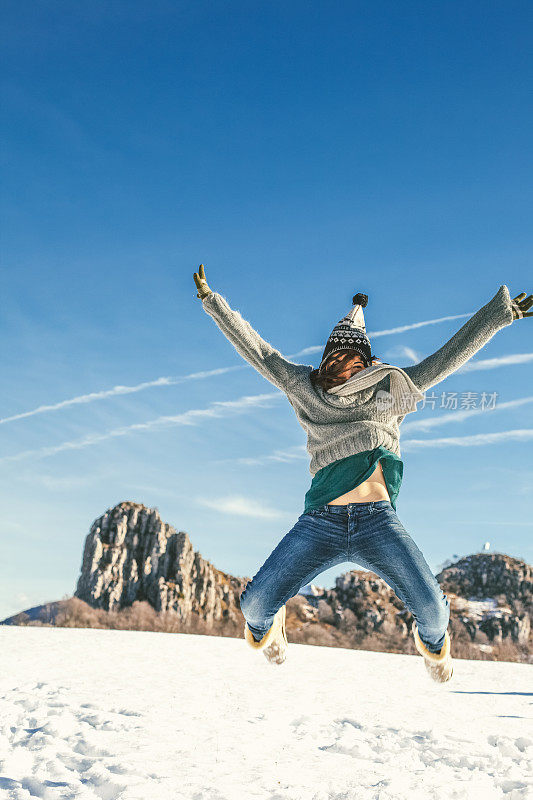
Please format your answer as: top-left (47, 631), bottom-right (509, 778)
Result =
top-left (326, 459), bottom-right (390, 504)
top-left (303, 446), bottom-right (403, 514)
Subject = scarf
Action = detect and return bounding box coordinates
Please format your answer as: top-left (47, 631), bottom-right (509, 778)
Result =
top-left (326, 364), bottom-right (425, 417)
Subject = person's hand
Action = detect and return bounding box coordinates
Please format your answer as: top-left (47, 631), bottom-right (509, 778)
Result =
top-left (511, 292), bottom-right (532, 320)
top-left (193, 264), bottom-right (213, 300)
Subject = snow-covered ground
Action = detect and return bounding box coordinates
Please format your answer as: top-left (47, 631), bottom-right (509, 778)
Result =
top-left (0, 626), bottom-right (531, 800)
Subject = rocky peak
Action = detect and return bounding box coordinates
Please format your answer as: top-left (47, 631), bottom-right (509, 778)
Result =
top-left (436, 553), bottom-right (532, 614)
top-left (75, 501), bottom-right (247, 624)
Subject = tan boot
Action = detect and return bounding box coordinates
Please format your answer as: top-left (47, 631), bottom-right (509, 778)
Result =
top-left (412, 622), bottom-right (454, 683)
top-left (244, 605), bottom-right (288, 664)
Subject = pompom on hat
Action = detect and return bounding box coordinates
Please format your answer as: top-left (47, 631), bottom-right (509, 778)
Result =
top-left (319, 292), bottom-right (373, 372)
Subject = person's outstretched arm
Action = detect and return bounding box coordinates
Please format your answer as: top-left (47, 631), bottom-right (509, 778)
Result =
top-left (193, 264), bottom-right (301, 392)
top-left (401, 285), bottom-right (530, 393)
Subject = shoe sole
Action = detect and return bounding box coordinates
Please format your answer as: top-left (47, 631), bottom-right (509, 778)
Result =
top-left (413, 622), bottom-right (454, 683)
top-left (263, 605), bottom-right (288, 665)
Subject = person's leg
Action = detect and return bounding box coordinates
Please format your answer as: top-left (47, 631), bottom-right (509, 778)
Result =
top-left (349, 501), bottom-right (450, 652)
top-left (240, 508), bottom-right (347, 641)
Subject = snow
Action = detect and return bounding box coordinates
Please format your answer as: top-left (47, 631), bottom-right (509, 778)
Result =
top-left (452, 596), bottom-right (514, 623)
top-left (466, 597), bottom-right (499, 615)
top-left (298, 583), bottom-right (325, 597)
top-left (0, 626), bottom-right (531, 800)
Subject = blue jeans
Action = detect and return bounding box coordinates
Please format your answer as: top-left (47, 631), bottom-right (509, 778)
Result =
top-left (239, 500), bottom-right (450, 653)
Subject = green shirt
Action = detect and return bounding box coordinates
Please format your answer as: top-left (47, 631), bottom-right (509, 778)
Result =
top-left (303, 446), bottom-right (403, 514)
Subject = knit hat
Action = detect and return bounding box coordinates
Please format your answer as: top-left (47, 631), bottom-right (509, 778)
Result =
top-left (319, 293), bottom-right (373, 372)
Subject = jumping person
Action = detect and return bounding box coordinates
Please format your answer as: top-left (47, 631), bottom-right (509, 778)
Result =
top-left (193, 264), bottom-right (531, 682)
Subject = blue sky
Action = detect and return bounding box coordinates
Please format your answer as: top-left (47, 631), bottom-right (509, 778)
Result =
top-left (1, 2), bottom-right (532, 620)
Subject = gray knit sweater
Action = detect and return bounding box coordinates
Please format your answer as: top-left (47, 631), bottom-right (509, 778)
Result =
top-left (201, 285), bottom-right (515, 476)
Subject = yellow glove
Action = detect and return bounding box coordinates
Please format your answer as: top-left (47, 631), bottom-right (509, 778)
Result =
top-left (511, 291), bottom-right (532, 320)
top-left (193, 264), bottom-right (213, 300)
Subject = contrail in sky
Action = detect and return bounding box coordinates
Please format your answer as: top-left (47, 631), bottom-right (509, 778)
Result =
top-left (0, 368), bottom-right (241, 425)
top-left (2, 311), bottom-right (526, 427)
top-left (0, 392), bottom-right (282, 463)
top-left (0, 377), bottom-right (176, 424)
top-left (401, 428), bottom-right (533, 450)
top-left (0, 311), bottom-right (477, 425)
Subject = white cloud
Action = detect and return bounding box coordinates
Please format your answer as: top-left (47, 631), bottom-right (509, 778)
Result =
top-left (401, 395), bottom-right (533, 432)
top-left (446, 520), bottom-right (533, 527)
top-left (455, 352), bottom-right (533, 373)
top-left (401, 428), bottom-right (533, 450)
top-left (214, 444), bottom-right (308, 467)
top-left (193, 495), bottom-right (290, 519)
